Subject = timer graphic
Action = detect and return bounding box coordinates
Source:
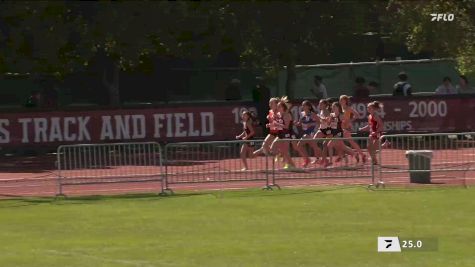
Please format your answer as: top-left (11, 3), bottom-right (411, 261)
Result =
top-left (401, 239), bottom-right (423, 249)
top-left (378, 237), bottom-right (438, 252)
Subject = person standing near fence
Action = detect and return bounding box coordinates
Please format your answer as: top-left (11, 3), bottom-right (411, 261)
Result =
top-left (393, 72), bottom-right (412, 96)
top-left (353, 77), bottom-right (370, 98)
top-left (435, 77), bottom-right (457, 95)
top-left (310, 75), bottom-right (328, 101)
top-left (25, 90), bottom-right (43, 108)
top-left (236, 111), bottom-right (256, 171)
top-left (252, 76), bottom-right (271, 133)
top-left (225, 79), bottom-right (242, 100)
top-left (359, 101), bottom-right (384, 165)
top-left (456, 75), bottom-right (475, 94)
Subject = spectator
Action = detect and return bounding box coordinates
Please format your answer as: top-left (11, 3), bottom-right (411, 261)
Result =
top-left (310, 75), bottom-right (328, 100)
top-left (225, 78), bottom-right (242, 101)
top-left (353, 77), bottom-right (369, 98)
top-left (42, 87), bottom-right (59, 108)
top-left (25, 90), bottom-right (42, 108)
top-left (368, 81), bottom-right (379, 92)
top-left (435, 77), bottom-right (457, 95)
top-left (456, 75), bottom-right (475, 94)
top-left (393, 72), bottom-right (412, 96)
top-left (252, 76), bottom-right (271, 128)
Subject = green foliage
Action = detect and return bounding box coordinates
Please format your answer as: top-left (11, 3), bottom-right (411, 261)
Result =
top-left (387, 0), bottom-right (475, 77)
top-left (0, 1), bottom-right (385, 75)
top-left (0, 2), bottom-right (231, 74)
top-left (2, 1), bottom-right (474, 93)
top-left (230, 1), bottom-right (383, 70)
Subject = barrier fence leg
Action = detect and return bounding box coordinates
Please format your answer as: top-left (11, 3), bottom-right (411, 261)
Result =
top-left (367, 138), bottom-right (384, 190)
top-left (56, 175), bottom-right (65, 198)
top-left (159, 145), bottom-right (174, 196)
top-left (272, 156), bottom-right (280, 190)
top-left (263, 154), bottom-right (273, 190)
top-left (366, 138), bottom-right (385, 189)
top-left (55, 148), bottom-right (66, 198)
top-left (368, 163), bottom-right (384, 189)
top-left (262, 152), bottom-right (280, 190)
top-left (159, 176), bottom-right (173, 196)
top-left (263, 153), bottom-right (270, 190)
top-left (272, 155), bottom-right (280, 190)
top-left (376, 138), bottom-right (385, 189)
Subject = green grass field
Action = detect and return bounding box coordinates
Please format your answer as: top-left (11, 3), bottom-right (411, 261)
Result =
top-left (0, 186), bottom-right (474, 267)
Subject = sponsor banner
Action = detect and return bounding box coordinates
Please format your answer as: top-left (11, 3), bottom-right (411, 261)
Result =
top-left (0, 106), bottom-right (258, 147)
top-left (289, 97), bottom-right (475, 133)
top-left (0, 96), bottom-right (474, 147)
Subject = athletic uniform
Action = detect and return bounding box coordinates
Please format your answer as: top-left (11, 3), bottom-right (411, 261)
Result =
top-left (300, 111), bottom-right (317, 137)
top-left (268, 110), bottom-right (280, 137)
top-left (276, 113), bottom-right (293, 139)
top-left (242, 121), bottom-right (255, 147)
top-left (318, 111), bottom-right (332, 136)
top-left (289, 118), bottom-right (298, 139)
top-left (330, 113), bottom-right (344, 137)
top-left (369, 114), bottom-right (381, 139)
top-left (342, 109), bottom-right (353, 131)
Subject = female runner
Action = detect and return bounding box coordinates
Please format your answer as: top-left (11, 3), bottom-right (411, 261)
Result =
top-left (359, 101), bottom-right (384, 165)
top-left (269, 97), bottom-right (298, 169)
top-left (339, 95), bottom-right (367, 163)
top-left (295, 100), bottom-right (322, 167)
top-left (327, 102), bottom-right (355, 165)
top-left (313, 99), bottom-right (333, 166)
top-left (253, 97), bottom-right (280, 157)
top-left (236, 111), bottom-right (256, 171)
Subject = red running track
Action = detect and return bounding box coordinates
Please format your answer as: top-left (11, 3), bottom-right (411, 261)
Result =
top-left (0, 149), bottom-right (474, 197)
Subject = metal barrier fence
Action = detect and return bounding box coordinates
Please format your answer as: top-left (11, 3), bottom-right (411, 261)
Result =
top-left (378, 132), bottom-right (475, 186)
top-left (163, 140), bottom-right (272, 191)
top-left (271, 137), bottom-right (375, 188)
top-left (52, 132), bottom-right (475, 197)
top-left (57, 142), bottom-right (164, 196)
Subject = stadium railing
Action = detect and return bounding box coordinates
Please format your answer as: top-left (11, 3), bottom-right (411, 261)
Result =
top-left (52, 132), bottom-right (475, 196)
top-left (271, 137), bottom-right (375, 188)
top-left (163, 140), bottom-right (272, 192)
top-left (56, 142), bottom-right (164, 196)
top-left (378, 132), bottom-right (475, 187)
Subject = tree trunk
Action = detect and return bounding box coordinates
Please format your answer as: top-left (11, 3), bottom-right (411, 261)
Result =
top-left (102, 64), bottom-right (121, 106)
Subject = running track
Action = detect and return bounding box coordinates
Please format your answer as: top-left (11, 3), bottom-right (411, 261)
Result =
top-left (0, 149), bottom-right (474, 198)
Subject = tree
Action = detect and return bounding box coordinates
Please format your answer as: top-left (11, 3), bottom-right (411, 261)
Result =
top-left (1, 1), bottom-right (417, 102)
top-left (227, 1), bottom-right (383, 97)
top-left (386, 0), bottom-right (475, 76)
top-left (0, 1), bottom-right (229, 105)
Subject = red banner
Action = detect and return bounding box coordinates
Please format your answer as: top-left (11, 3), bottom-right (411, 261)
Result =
top-left (0, 105), bottom-right (258, 147)
top-left (351, 97), bottom-right (475, 132)
top-left (287, 96), bottom-right (475, 133)
top-left (0, 96), bottom-right (474, 147)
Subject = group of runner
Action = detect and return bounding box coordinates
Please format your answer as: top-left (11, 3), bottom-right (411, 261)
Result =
top-left (236, 95), bottom-right (385, 171)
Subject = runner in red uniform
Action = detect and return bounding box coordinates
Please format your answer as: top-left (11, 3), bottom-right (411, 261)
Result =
top-left (270, 96), bottom-right (297, 169)
top-left (253, 97), bottom-right (280, 157)
top-left (236, 111), bottom-right (256, 170)
top-left (359, 101), bottom-right (384, 165)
